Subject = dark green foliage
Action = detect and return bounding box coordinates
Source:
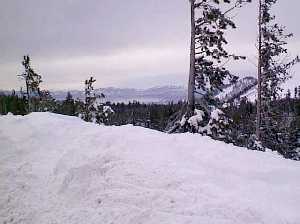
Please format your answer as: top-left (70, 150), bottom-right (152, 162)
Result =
top-left (227, 96), bottom-right (300, 160)
top-left (60, 92), bottom-right (76, 116)
top-left (0, 92), bottom-right (27, 115)
top-left (53, 97), bottom-right (83, 117)
top-left (226, 99), bottom-right (256, 147)
top-left (108, 101), bottom-right (183, 131)
top-left (38, 90), bottom-right (56, 112)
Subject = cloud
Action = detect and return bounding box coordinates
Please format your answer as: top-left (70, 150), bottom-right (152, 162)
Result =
top-left (1, 44), bottom-right (189, 90)
top-left (0, 0), bottom-right (299, 90)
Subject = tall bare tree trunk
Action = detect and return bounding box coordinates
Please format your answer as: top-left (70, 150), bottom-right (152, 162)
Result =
top-left (188, 0), bottom-right (196, 114)
top-left (26, 79), bottom-right (31, 112)
top-left (256, 0), bottom-right (262, 141)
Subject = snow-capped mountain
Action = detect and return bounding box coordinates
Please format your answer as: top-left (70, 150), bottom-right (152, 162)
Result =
top-left (51, 86), bottom-right (188, 103)
top-left (50, 78), bottom-right (257, 104)
top-left (216, 76), bottom-right (258, 103)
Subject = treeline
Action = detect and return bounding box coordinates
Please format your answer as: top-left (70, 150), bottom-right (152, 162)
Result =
top-left (1, 90), bottom-right (300, 160)
top-left (227, 97), bottom-right (300, 160)
top-left (0, 91), bottom-right (27, 115)
top-left (0, 90), bottom-right (182, 131)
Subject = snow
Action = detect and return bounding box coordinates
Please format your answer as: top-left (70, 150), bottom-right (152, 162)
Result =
top-left (187, 109), bottom-right (205, 129)
top-left (179, 116), bottom-right (187, 126)
top-left (103, 105), bottom-right (114, 117)
top-left (240, 86), bottom-right (257, 103)
top-left (92, 97), bottom-right (104, 108)
top-left (0, 112), bottom-right (300, 224)
top-left (210, 108), bottom-right (224, 121)
top-left (217, 84), bottom-right (235, 101)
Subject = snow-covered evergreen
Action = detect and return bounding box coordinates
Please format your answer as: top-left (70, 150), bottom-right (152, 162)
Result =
top-left (256, 0), bottom-right (300, 152)
top-left (18, 55), bottom-right (42, 112)
top-left (80, 77), bottom-right (114, 124)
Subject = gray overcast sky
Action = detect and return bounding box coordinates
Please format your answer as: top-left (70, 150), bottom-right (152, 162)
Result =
top-left (0, 0), bottom-right (299, 90)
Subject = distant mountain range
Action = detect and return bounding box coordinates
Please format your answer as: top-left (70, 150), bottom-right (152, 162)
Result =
top-left (1, 76), bottom-right (258, 104)
top-left (51, 86), bottom-right (188, 103)
top-left (51, 76), bottom-right (257, 103)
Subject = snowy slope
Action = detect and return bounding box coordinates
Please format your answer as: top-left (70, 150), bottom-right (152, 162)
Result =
top-left (0, 113), bottom-right (300, 224)
top-left (240, 86), bottom-right (258, 103)
top-left (216, 77), bottom-right (257, 103)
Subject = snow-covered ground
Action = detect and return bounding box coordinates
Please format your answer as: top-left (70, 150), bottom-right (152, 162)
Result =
top-left (0, 113), bottom-right (300, 224)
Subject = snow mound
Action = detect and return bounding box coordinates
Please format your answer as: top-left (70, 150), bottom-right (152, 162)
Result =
top-left (0, 113), bottom-right (300, 224)
top-left (210, 108), bottom-right (224, 120)
top-left (187, 109), bottom-right (205, 129)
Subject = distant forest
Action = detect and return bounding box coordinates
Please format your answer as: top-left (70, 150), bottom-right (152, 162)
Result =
top-left (1, 89), bottom-right (300, 160)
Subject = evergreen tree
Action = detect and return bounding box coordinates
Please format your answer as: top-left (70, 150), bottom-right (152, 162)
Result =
top-left (0, 93), bottom-right (27, 115)
top-left (82, 77), bottom-right (98, 122)
top-left (187, 0), bottom-right (250, 114)
top-left (81, 76), bottom-right (113, 124)
top-left (61, 92), bottom-right (75, 116)
top-left (38, 90), bottom-right (56, 112)
top-left (18, 55), bottom-right (42, 112)
top-left (203, 108), bottom-right (234, 143)
top-left (256, 0), bottom-right (299, 150)
top-left (175, 0), bottom-right (251, 139)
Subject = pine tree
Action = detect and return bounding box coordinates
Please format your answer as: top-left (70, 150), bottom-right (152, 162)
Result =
top-left (256, 0), bottom-right (299, 149)
top-left (187, 0), bottom-right (250, 112)
top-left (38, 90), bottom-right (56, 112)
top-left (18, 55), bottom-right (42, 112)
top-left (81, 76), bottom-right (113, 124)
top-left (0, 93), bottom-right (27, 115)
top-left (83, 77), bottom-right (98, 122)
top-left (276, 115), bottom-right (299, 160)
top-left (61, 92), bottom-right (75, 116)
top-left (180, 0), bottom-right (251, 136)
top-left (203, 108), bottom-right (234, 143)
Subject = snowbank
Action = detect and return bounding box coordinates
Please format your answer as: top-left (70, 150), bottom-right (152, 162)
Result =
top-left (0, 113), bottom-right (299, 224)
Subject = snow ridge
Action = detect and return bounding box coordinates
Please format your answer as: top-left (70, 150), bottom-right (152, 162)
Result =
top-left (0, 113), bottom-right (299, 224)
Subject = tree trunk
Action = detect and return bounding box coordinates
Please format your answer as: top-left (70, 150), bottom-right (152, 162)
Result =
top-left (26, 79), bottom-right (31, 113)
top-left (256, 0), bottom-right (262, 141)
top-left (187, 0), bottom-right (196, 115)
